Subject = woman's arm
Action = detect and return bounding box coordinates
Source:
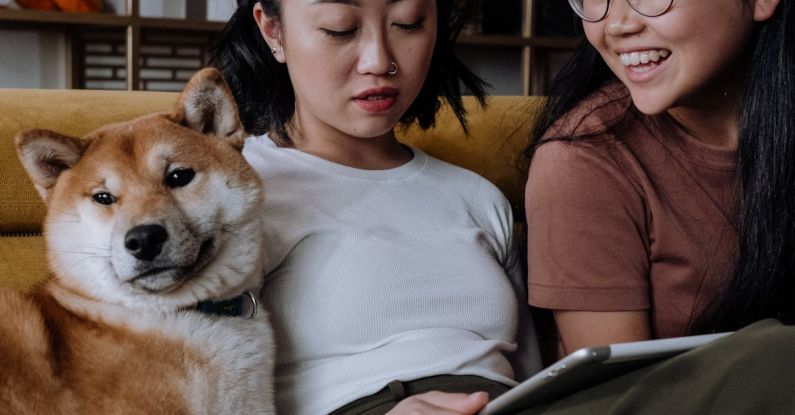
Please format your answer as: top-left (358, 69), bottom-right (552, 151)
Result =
top-left (526, 141), bottom-right (653, 356)
top-left (554, 310), bottom-right (651, 355)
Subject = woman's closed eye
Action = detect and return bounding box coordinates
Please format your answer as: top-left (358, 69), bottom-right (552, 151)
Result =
top-left (321, 27), bottom-right (357, 39)
top-left (321, 16), bottom-right (426, 39)
top-left (393, 18), bottom-right (425, 32)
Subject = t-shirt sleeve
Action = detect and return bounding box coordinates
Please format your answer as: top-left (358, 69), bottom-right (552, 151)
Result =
top-left (525, 140), bottom-right (650, 311)
top-left (473, 177), bottom-right (542, 379)
top-left (504, 222), bottom-right (543, 380)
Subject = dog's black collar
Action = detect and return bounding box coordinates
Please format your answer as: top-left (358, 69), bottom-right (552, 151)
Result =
top-left (195, 291), bottom-right (258, 319)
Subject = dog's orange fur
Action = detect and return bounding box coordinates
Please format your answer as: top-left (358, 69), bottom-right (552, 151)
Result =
top-left (0, 69), bottom-right (274, 413)
top-left (0, 286), bottom-right (194, 413)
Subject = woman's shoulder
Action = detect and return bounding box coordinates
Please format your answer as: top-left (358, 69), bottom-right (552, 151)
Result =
top-left (242, 133), bottom-right (279, 159)
top-left (544, 81), bottom-right (634, 140)
top-left (421, 150), bottom-right (509, 201)
top-left (529, 82), bottom-right (648, 202)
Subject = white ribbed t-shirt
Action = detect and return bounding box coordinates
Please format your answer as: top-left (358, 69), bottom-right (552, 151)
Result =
top-left (244, 135), bottom-right (540, 415)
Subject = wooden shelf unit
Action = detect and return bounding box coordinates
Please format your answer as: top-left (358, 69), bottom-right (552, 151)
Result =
top-left (0, 0), bottom-right (578, 94)
top-left (454, 0), bottom-right (579, 94)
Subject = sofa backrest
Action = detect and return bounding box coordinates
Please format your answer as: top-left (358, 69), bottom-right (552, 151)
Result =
top-left (0, 90), bottom-right (540, 236)
top-left (0, 89), bottom-right (178, 235)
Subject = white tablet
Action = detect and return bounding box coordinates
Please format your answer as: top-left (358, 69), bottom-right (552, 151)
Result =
top-left (480, 332), bottom-right (732, 415)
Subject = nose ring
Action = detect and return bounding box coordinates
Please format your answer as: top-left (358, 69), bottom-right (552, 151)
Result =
top-left (387, 61), bottom-right (398, 76)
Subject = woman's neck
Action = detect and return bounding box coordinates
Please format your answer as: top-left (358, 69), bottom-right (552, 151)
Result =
top-left (667, 106), bottom-right (739, 149)
top-left (287, 111), bottom-right (413, 170)
top-left (666, 75), bottom-right (744, 149)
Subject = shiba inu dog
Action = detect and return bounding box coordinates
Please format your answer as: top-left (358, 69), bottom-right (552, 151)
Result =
top-left (0, 68), bottom-right (274, 414)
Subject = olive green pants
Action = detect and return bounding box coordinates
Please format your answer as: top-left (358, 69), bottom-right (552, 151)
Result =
top-left (525, 319), bottom-right (795, 414)
top-left (333, 320), bottom-right (794, 414)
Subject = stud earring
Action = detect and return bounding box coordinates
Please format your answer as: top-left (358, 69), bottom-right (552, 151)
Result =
top-left (271, 47), bottom-right (279, 54)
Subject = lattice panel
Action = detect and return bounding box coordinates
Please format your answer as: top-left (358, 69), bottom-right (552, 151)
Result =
top-left (73, 29), bottom-right (216, 91)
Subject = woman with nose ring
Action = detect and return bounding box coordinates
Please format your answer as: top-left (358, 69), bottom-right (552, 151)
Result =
top-left (211, 1), bottom-right (542, 414)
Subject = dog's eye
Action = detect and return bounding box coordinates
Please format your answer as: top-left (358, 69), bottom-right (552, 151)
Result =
top-left (92, 192), bottom-right (116, 206)
top-left (165, 168), bottom-right (196, 188)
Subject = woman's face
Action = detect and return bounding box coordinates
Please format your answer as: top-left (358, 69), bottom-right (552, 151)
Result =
top-left (256, 0), bottom-right (437, 140)
top-left (583, 0), bottom-right (776, 115)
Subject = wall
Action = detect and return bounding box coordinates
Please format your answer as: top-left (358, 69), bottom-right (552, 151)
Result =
top-left (0, 0), bottom-right (236, 89)
top-left (0, 1), bottom-right (521, 93)
top-left (123, 0), bottom-right (236, 21)
top-left (0, 30), bottom-right (67, 89)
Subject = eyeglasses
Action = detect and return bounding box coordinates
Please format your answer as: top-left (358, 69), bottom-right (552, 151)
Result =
top-left (567, 0), bottom-right (674, 23)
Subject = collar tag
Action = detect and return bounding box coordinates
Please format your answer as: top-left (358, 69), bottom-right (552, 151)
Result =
top-left (195, 291), bottom-right (258, 319)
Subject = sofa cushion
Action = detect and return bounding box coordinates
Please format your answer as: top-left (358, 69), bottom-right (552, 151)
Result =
top-left (0, 89), bottom-right (176, 234)
top-left (0, 236), bottom-right (46, 291)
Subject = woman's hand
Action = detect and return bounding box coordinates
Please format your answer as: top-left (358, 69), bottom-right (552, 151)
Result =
top-left (386, 391), bottom-right (489, 415)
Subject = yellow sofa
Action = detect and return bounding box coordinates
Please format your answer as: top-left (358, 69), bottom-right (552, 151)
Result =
top-left (0, 90), bottom-right (540, 291)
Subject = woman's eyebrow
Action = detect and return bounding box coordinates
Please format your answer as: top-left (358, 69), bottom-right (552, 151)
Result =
top-left (313, 0), bottom-right (359, 5)
top-left (312, 0), bottom-right (404, 6)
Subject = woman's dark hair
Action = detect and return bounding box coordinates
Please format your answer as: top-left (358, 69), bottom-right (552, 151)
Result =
top-left (695, 0), bottom-right (795, 333)
top-left (529, 0), bottom-right (795, 333)
top-left (209, 0), bottom-right (487, 146)
top-left (526, 37), bottom-right (614, 157)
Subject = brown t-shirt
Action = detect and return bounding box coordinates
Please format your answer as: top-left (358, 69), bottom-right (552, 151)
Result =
top-left (525, 84), bottom-right (738, 338)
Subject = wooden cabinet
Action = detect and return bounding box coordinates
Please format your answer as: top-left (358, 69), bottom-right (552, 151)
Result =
top-left (460, 0), bottom-right (578, 94)
top-left (0, 0), bottom-right (579, 95)
top-left (0, 0), bottom-right (225, 90)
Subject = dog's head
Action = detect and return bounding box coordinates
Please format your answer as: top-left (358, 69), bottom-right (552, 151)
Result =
top-left (15, 68), bottom-right (265, 312)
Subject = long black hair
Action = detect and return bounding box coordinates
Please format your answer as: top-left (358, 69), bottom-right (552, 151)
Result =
top-left (209, 0), bottom-right (487, 146)
top-left (529, 0), bottom-right (795, 333)
top-left (527, 38), bottom-right (614, 156)
top-left (696, 0), bottom-right (795, 333)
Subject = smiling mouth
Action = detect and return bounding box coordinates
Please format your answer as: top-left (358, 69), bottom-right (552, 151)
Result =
top-left (129, 238), bottom-right (216, 293)
top-left (619, 49), bottom-right (671, 73)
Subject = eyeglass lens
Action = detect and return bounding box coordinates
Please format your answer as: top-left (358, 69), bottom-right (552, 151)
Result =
top-left (569, 0), bottom-right (674, 22)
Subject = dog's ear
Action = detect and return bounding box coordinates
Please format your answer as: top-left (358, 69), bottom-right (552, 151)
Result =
top-left (173, 67), bottom-right (246, 150)
top-left (14, 129), bottom-right (88, 202)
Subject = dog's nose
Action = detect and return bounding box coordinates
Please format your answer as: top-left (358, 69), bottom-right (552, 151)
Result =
top-left (125, 224), bottom-right (169, 261)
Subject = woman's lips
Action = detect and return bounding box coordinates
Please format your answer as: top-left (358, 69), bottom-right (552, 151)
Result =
top-left (618, 49), bottom-right (672, 83)
top-left (353, 87), bottom-right (399, 113)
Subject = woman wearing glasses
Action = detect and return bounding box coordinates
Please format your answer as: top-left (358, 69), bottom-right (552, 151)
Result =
top-left (527, 0), bottom-right (791, 352)
top-left (392, 0), bottom-right (795, 413)
top-left (519, 0), bottom-right (795, 411)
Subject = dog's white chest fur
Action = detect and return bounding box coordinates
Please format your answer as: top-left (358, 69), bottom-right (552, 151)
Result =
top-left (164, 311), bottom-right (274, 414)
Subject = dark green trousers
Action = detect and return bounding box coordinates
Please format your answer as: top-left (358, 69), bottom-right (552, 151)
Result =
top-left (526, 319), bottom-right (795, 414)
top-left (333, 320), bottom-right (794, 414)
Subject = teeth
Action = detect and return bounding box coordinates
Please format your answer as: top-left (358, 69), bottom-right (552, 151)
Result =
top-left (618, 49), bottom-right (671, 67)
top-left (649, 50), bottom-right (659, 61)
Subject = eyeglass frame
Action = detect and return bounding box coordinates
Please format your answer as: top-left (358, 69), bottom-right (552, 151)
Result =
top-left (567, 0), bottom-right (675, 23)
